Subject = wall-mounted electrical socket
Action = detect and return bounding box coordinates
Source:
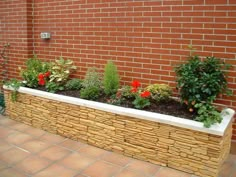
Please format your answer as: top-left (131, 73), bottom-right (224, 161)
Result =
top-left (40, 32), bottom-right (51, 39)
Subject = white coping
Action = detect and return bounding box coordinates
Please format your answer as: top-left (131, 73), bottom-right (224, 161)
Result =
top-left (4, 86), bottom-right (235, 136)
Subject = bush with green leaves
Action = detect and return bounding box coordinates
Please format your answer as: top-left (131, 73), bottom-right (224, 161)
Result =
top-left (46, 82), bottom-right (64, 93)
top-left (175, 51), bottom-right (232, 127)
top-left (20, 56), bottom-right (51, 88)
top-left (49, 57), bottom-right (77, 85)
top-left (65, 78), bottom-right (82, 90)
top-left (103, 61), bottom-right (119, 96)
top-left (145, 84), bottom-right (172, 102)
top-left (175, 55), bottom-right (231, 105)
top-left (80, 86), bottom-right (100, 100)
top-left (194, 102), bottom-right (222, 128)
top-left (80, 67), bottom-right (102, 100)
top-left (82, 67), bottom-right (101, 89)
top-left (5, 79), bottom-right (22, 102)
top-left (119, 86), bottom-right (136, 99)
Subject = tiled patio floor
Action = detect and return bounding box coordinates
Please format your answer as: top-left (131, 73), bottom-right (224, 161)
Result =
top-left (0, 115), bottom-right (235, 177)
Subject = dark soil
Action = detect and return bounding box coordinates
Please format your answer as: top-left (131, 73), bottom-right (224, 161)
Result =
top-left (55, 89), bottom-right (196, 120)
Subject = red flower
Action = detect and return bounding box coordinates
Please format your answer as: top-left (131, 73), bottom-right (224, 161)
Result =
top-left (38, 73), bottom-right (44, 79)
top-left (131, 80), bottom-right (141, 88)
top-left (131, 87), bottom-right (137, 93)
top-left (140, 91), bottom-right (151, 98)
top-left (38, 79), bottom-right (45, 86)
top-left (44, 71), bottom-right (51, 77)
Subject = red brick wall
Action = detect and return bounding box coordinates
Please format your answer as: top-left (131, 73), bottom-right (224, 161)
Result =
top-left (1, 0), bottom-right (236, 140)
top-left (0, 0), bottom-right (33, 80)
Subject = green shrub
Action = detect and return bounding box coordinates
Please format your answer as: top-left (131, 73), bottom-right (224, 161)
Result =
top-left (20, 55), bottom-right (51, 88)
top-left (132, 91), bottom-right (151, 109)
top-left (175, 50), bottom-right (232, 127)
top-left (5, 79), bottom-right (22, 102)
top-left (49, 57), bottom-right (77, 85)
top-left (194, 102), bottom-right (222, 128)
top-left (46, 82), bottom-right (64, 93)
top-left (65, 78), bottom-right (82, 90)
top-left (80, 67), bottom-right (102, 100)
top-left (80, 87), bottom-right (100, 100)
top-left (103, 61), bottom-right (119, 96)
top-left (175, 55), bottom-right (231, 105)
top-left (120, 86), bottom-right (136, 99)
top-left (145, 84), bottom-right (172, 102)
top-left (82, 67), bottom-right (101, 89)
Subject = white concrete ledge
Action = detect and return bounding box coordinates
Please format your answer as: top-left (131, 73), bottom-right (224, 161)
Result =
top-left (4, 86), bottom-right (235, 136)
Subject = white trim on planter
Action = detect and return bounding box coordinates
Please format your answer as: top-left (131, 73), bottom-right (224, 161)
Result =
top-left (4, 86), bottom-right (235, 136)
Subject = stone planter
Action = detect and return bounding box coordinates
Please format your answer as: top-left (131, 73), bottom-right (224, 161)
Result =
top-left (3, 86), bottom-right (235, 177)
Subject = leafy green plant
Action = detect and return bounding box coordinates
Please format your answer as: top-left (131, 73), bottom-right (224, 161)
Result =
top-left (46, 82), bottom-right (64, 93)
top-left (5, 79), bottom-right (22, 102)
top-left (120, 86), bottom-right (136, 99)
top-left (65, 78), bottom-right (82, 90)
top-left (20, 56), bottom-right (51, 88)
top-left (82, 67), bottom-right (102, 89)
top-left (145, 84), bottom-right (172, 102)
top-left (175, 56), bottom-right (231, 105)
top-left (80, 67), bottom-right (102, 100)
top-left (194, 102), bottom-right (222, 128)
top-left (132, 91), bottom-right (151, 109)
top-left (80, 86), bottom-right (100, 100)
top-left (49, 57), bottom-right (77, 85)
top-left (126, 81), bottom-right (151, 109)
top-left (175, 49), bottom-right (232, 127)
top-left (103, 61), bottom-right (119, 96)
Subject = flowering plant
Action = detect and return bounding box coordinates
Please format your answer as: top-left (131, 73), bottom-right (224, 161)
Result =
top-left (130, 81), bottom-right (151, 109)
top-left (38, 71), bottom-right (51, 86)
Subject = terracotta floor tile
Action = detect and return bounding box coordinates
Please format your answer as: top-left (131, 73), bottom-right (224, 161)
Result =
top-left (74, 175), bottom-right (88, 177)
top-left (0, 160), bottom-right (9, 170)
top-left (19, 139), bottom-right (51, 153)
top-left (59, 153), bottom-right (95, 171)
top-left (39, 133), bottom-right (66, 144)
top-left (14, 155), bottom-right (52, 175)
top-left (0, 118), bottom-right (19, 126)
top-left (126, 159), bottom-right (161, 176)
top-left (102, 152), bottom-right (132, 167)
top-left (0, 126), bottom-right (18, 138)
top-left (0, 168), bottom-right (28, 177)
top-left (10, 123), bottom-right (31, 132)
top-left (219, 161), bottom-right (235, 177)
top-left (24, 127), bottom-right (46, 137)
top-left (39, 145), bottom-right (71, 161)
top-left (0, 140), bottom-right (13, 152)
top-left (154, 167), bottom-right (191, 177)
top-left (5, 132), bottom-right (33, 145)
top-left (34, 164), bottom-right (77, 177)
top-left (59, 139), bottom-right (86, 151)
top-left (226, 154), bottom-right (236, 162)
top-left (82, 160), bottom-right (121, 177)
top-left (0, 147), bottom-right (30, 165)
top-left (115, 169), bottom-right (146, 177)
top-left (78, 145), bottom-right (109, 158)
